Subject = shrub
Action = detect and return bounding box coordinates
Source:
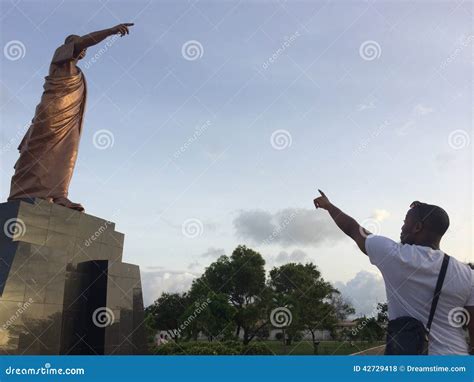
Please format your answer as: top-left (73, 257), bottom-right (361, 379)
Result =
top-left (154, 342), bottom-right (185, 355)
top-left (241, 342), bottom-right (273, 355)
top-left (186, 342), bottom-right (239, 355)
top-left (154, 340), bottom-right (273, 355)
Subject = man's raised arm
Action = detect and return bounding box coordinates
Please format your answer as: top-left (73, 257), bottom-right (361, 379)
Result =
top-left (73, 23), bottom-right (134, 53)
top-left (313, 189), bottom-right (370, 254)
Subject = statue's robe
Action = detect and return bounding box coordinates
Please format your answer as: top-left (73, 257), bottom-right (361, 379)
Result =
top-left (8, 43), bottom-right (87, 201)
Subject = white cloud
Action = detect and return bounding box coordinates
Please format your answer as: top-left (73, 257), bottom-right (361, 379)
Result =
top-left (187, 261), bottom-right (202, 270)
top-left (334, 271), bottom-right (386, 317)
top-left (141, 268), bottom-right (198, 306)
top-left (233, 208), bottom-right (343, 247)
top-left (395, 119), bottom-right (415, 136)
top-left (274, 249), bottom-right (308, 264)
top-left (200, 247), bottom-right (226, 258)
top-left (414, 103), bottom-right (434, 116)
top-left (395, 104), bottom-right (435, 136)
top-left (357, 100), bottom-right (376, 111)
top-left (371, 209), bottom-right (390, 222)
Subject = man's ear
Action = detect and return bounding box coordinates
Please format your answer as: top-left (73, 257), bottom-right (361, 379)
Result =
top-left (414, 221), bottom-right (423, 233)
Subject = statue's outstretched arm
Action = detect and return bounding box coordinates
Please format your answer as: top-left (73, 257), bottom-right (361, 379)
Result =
top-left (74, 23), bottom-right (134, 53)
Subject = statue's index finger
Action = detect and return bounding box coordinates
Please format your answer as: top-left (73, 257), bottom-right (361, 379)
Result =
top-left (125, 23), bottom-right (135, 26)
top-left (318, 189), bottom-right (326, 197)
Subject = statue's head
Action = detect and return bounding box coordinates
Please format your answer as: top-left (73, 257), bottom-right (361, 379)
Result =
top-left (65, 34), bottom-right (86, 60)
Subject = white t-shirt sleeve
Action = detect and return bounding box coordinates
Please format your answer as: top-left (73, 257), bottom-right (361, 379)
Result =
top-left (365, 234), bottom-right (400, 269)
top-left (465, 269), bottom-right (474, 306)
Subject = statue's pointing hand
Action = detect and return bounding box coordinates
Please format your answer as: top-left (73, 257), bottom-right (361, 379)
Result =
top-left (112, 23), bottom-right (134, 37)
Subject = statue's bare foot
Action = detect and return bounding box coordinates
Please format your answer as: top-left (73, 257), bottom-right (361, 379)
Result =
top-left (53, 197), bottom-right (85, 212)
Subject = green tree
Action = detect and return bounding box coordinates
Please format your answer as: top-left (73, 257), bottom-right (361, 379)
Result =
top-left (269, 263), bottom-right (347, 353)
top-left (376, 302), bottom-right (388, 325)
top-left (228, 246), bottom-right (268, 344)
top-left (182, 292), bottom-right (237, 341)
top-left (146, 292), bottom-right (188, 342)
top-left (186, 245), bottom-right (269, 345)
top-left (351, 316), bottom-right (385, 342)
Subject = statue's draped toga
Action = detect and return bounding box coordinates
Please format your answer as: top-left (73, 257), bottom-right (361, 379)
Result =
top-left (8, 42), bottom-right (87, 202)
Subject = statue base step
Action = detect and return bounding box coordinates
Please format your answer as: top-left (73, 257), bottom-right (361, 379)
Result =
top-left (0, 198), bottom-right (146, 355)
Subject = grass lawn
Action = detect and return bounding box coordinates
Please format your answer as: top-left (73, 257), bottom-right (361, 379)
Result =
top-left (152, 340), bottom-right (385, 355)
top-left (260, 340), bottom-right (385, 355)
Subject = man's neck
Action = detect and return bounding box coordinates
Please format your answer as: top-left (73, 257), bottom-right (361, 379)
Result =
top-left (416, 240), bottom-right (440, 250)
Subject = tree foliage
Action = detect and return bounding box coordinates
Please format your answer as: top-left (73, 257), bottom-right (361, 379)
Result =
top-left (145, 246), bottom-right (355, 348)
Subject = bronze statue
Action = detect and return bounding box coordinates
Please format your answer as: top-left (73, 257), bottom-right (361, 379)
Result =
top-left (8, 23), bottom-right (134, 212)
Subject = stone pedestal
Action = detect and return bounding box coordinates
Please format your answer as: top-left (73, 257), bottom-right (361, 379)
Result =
top-left (0, 198), bottom-right (146, 355)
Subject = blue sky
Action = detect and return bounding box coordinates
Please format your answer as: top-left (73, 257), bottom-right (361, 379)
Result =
top-left (1, 0), bottom-right (472, 315)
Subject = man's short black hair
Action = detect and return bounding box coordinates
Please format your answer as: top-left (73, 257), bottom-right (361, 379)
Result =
top-left (411, 202), bottom-right (450, 237)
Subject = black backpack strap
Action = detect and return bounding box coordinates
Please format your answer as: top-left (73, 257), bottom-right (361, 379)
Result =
top-left (426, 253), bottom-right (450, 333)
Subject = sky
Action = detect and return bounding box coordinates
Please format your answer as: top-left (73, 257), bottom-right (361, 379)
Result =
top-left (0, 0), bottom-right (472, 316)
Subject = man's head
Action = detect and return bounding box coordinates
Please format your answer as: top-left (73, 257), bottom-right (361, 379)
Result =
top-left (400, 201), bottom-right (450, 247)
top-left (64, 34), bottom-right (86, 60)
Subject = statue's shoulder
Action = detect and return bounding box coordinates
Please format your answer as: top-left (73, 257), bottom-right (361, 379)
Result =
top-left (51, 42), bottom-right (75, 65)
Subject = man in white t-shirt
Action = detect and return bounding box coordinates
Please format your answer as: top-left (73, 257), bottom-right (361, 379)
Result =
top-left (313, 190), bottom-right (474, 355)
